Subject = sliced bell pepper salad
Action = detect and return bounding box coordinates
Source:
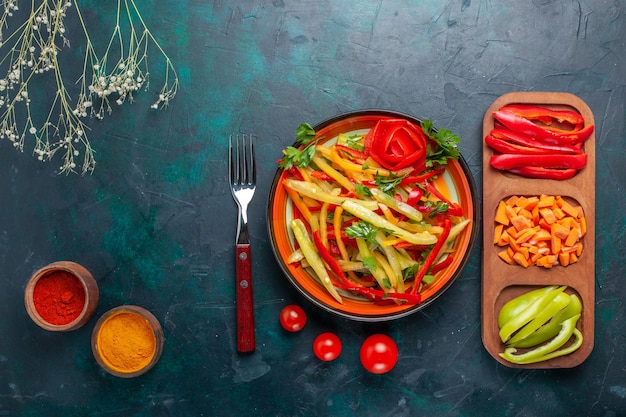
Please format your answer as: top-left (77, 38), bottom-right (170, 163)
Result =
top-left (278, 119), bottom-right (471, 305)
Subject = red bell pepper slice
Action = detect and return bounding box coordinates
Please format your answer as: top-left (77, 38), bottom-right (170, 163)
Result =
top-left (324, 227), bottom-right (358, 248)
top-left (327, 239), bottom-right (341, 256)
top-left (341, 286), bottom-right (422, 304)
top-left (423, 182), bottom-right (464, 216)
top-left (493, 110), bottom-right (594, 146)
top-left (335, 144), bottom-right (367, 161)
top-left (446, 205), bottom-right (464, 217)
top-left (312, 231), bottom-right (353, 286)
top-left (416, 204), bottom-right (433, 214)
top-left (308, 203), bottom-right (338, 213)
top-left (309, 170), bottom-right (335, 181)
top-left (406, 187), bottom-right (424, 207)
top-left (499, 104), bottom-right (584, 130)
top-left (410, 218), bottom-right (452, 295)
top-left (312, 231), bottom-right (423, 304)
top-left (488, 129), bottom-right (584, 155)
top-left (392, 241), bottom-right (431, 251)
top-left (430, 255), bottom-right (454, 275)
top-left (284, 167), bottom-right (304, 181)
top-left (485, 135), bottom-right (557, 155)
top-left (364, 119), bottom-right (427, 171)
top-left (508, 166), bottom-right (578, 180)
top-left (399, 167), bottom-right (446, 186)
top-left (490, 153), bottom-right (587, 170)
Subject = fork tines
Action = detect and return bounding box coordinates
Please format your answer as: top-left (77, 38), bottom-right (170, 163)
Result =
top-left (229, 134), bottom-right (256, 186)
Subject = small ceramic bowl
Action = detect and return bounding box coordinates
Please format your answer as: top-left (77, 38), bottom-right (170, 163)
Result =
top-left (24, 261), bottom-right (99, 331)
top-left (91, 305), bottom-right (164, 378)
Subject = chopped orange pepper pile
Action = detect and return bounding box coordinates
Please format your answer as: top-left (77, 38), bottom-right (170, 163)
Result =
top-left (494, 194), bottom-right (586, 268)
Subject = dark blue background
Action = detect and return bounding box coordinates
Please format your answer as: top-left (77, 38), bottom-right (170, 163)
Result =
top-left (0, 1), bottom-right (624, 416)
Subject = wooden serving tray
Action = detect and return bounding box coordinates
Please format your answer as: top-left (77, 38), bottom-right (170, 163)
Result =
top-left (481, 92), bottom-right (595, 368)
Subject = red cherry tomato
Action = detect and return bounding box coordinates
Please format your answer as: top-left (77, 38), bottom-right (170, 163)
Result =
top-left (360, 334), bottom-right (398, 374)
top-left (279, 304), bottom-right (307, 332)
top-left (313, 332), bottom-right (342, 361)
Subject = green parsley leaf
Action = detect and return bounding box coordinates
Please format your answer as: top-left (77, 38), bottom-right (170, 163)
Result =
top-left (355, 183), bottom-right (372, 198)
top-left (295, 123), bottom-right (317, 145)
top-left (279, 146), bottom-right (300, 169)
top-left (403, 264), bottom-right (420, 280)
top-left (345, 221), bottom-right (378, 244)
top-left (279, 123), bottom-right (319, 169)
top-left (279, 142), bottom-right (316, 169)
top-left (345, 134), bottom-right (365, 152)
top-left (299, 143), bottom-right (316, 166)
top-left (424, 200), bottom-right (450, 218)
top-left (421, 119), bottom-right (461, 167)
top-left (374, 172), bottom-right (405, 195)
top-left (362, 256), bottom-right (377, 272)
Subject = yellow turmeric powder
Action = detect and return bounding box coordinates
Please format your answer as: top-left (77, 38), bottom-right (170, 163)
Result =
top-left (95, 311), bottom-right (156, 374)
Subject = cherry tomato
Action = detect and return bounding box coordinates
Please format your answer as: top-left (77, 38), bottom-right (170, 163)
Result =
top-left (313, 332), bottom-right (342, 361)
top-left (360, 334), bottom-right (398, 374)
top-left (279, 304), bottom-right (307, 332)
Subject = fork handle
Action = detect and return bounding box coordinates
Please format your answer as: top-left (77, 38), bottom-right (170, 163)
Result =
top-left (235, 243), bottom-right (255, 352)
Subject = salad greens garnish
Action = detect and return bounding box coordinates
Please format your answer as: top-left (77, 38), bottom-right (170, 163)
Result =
top-left (421, 119), bottom-right (461, 167)
top-left (362, 256), bottom-right (378, 273)
top-left (403, 264), bottom-right (420, 280)
top-left (355, 183), bottom-right (372, 198)
top-left (345, 221), bottom-right (378, 244)
top-left (423, 200), bottom-right (451, 217)
top-left (344, 134), bottom-right (365, 152)
top-left (279, 145), bottom-right (315, 169)
top-left (295, 123), bottom-right (317, 145)
top-left (279, 123), bottom-right (319, 169)
top-left (374, 172), bottom-right (406, 195)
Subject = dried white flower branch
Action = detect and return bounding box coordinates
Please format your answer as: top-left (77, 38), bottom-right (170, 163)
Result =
top-left (0, 0), bottom-right (179, 174)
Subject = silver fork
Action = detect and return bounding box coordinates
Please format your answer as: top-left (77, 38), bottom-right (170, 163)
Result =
top-left (229, 134), bottom-right (256, 353)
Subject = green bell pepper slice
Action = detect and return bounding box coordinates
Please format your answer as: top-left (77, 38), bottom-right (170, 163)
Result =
top-left (498, 286), bottom-right (567, 344)
top-left (506, 291), bottom-right (571, 346)
top-left (512, 293), bottom-right (583, 349)
top-left (291, 219), bottom-right (343, 304)
top-left (499, 314), bottom-right (583, 365)
top-left (497, 286), bottom-right (558, 328)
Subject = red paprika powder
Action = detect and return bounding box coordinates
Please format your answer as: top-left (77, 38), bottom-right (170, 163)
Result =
top-left (32, 271), bottom-right (86, 325)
